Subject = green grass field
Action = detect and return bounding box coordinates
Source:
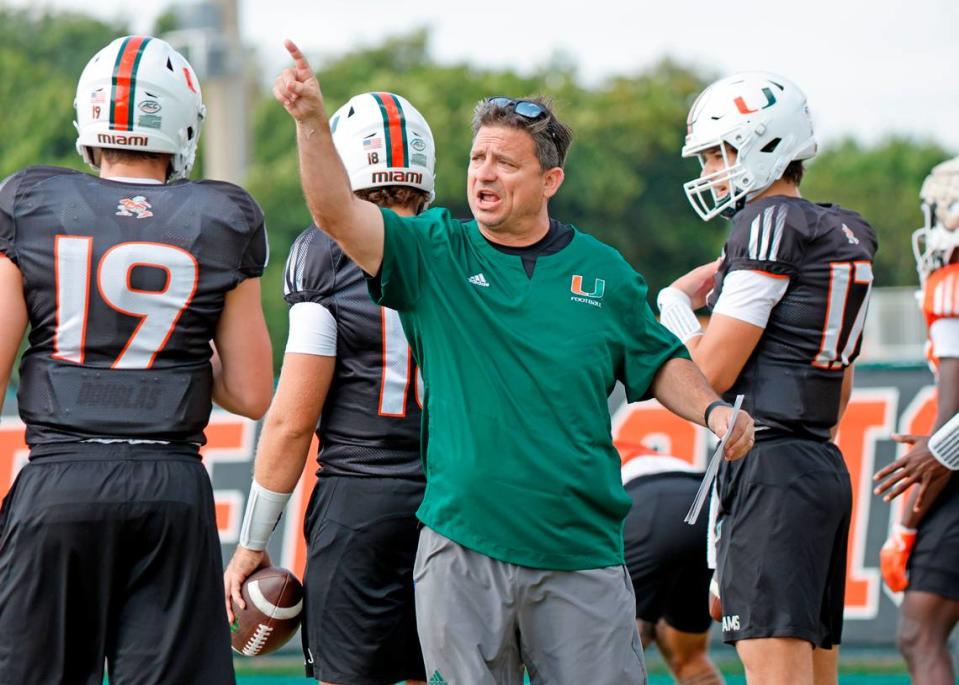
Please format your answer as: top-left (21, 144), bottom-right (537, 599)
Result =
top-left (229, 648), bottom-right (912, 684)
top-left (235, 678), bottom-right (908, 684)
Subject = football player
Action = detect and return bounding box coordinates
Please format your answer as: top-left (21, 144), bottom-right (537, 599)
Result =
top-left (0, 36), bottom-right (272, 684)
top-left (872, 157), bottom-right (959, 685)
top-left (223, 92), bottom-right (434, 685)
top-left (621, 445), bottom-right (724, 684)
top-left (656, 72), bottom-right (877, 684)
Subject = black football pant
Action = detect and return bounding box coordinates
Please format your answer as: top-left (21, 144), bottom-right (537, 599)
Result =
top-left (0, 444), bottom-right (234, 685)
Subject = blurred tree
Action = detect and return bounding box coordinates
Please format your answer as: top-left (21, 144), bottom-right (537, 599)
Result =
top-left (0, 8), bottom-right (124, 77)
top-left (0, 9), bottom-right (127, 177)
top-left (803, 138), bottom-right (949, 288)
top-left (152, 9), bottom-right (179, 36)
top-left (0, 10), bottom-right (951, 367)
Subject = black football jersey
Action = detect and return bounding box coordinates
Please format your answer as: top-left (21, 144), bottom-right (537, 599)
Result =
top-left (283, 226), bottom-right (423, 479)
top-left (707, 196), bottom-right (877, 440)
top-left (0, 166), bottom-right (268, 446)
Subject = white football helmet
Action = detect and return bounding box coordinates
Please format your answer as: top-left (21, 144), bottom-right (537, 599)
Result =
top-left (74, 35), bottom-right (206, 181)
top-left (329, 92), bottom-right (435, 202)
top-left (913, 156), bottom-right (959, 286)
top-left (682, 71), bottom-right (817, 221)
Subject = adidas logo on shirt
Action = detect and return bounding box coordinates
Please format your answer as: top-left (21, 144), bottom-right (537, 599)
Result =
top-left (468, 273), bottom-right (490, 287)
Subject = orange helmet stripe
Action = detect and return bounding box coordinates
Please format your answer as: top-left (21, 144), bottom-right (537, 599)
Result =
top-left (372, 92), bottom-right (408, 168)
top-left (110, 36), bottom-right (151, 132)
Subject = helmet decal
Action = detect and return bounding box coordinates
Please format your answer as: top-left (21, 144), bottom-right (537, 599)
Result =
top-left (75, 35), bottom-right (206, 180)
top-left (109, 36), bottom-right (152, 132)
top-left (733, 87), bottom-right (777, 115)
top-left (329, 92), bottom-right (435, 199)
top-left (371, 92), bottom-right (409, 168)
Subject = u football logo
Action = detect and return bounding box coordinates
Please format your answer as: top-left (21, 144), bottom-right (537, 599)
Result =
top-left (570, 275), bottom-right (605, 299)
top-left (733, 87), bottom-right (777, 115)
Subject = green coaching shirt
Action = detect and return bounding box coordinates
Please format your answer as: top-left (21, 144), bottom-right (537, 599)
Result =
top-left (369, 207), bottom-right (689, 570)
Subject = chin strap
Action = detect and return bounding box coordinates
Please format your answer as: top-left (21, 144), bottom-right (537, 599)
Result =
top-left (720, 195), bottom-right (748, 219)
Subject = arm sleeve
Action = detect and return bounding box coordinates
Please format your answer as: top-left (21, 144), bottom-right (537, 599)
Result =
top-left (712, 269), bottom-right (790, 328)
top-left (724, 201), bottom-right (808, 278)
top-left (367, 207), bottom-right (436, 311)
top-left (929, 411), bottom-right (959, 470)
top-left (0, 172), bottom-right (23, 264)
top-left (283, 227), bottom-right (337, 307)
top-left (622, 274), bottom-right (692, 403)
top-left (930, 318), bottom-right (959, 359)
top-left (285, 301), bottom-right (337, 356)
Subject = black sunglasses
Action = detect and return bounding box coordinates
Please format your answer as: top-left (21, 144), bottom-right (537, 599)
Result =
top-left (486, 97), bottom-right (549, 121)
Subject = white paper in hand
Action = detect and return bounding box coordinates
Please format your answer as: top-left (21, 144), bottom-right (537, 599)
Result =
top-left (685, 394), bottom-right (744, 525)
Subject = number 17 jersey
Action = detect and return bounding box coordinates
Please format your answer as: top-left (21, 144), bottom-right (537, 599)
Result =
top-left (0, 166), bottom-right (268, 447)
top-left (707, 196), bottom-right (877, 440)
top-left (284, 226), bottom-right (423, 480)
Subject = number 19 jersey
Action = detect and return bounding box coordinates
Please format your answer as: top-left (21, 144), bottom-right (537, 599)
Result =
top-left (707, 196), bottom-right (877, 440)
top-left (0, 166), bottom-right (268, 446)
top-left (283, 226), bottom-right (423, 479)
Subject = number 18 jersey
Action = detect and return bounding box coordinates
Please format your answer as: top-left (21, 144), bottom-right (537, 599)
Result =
top-left (0, 166), bottom-right (268, 446)
top-left (283, 226), bottom-right (423, 479)
top-left (707, 196), bottom-right (878, 440)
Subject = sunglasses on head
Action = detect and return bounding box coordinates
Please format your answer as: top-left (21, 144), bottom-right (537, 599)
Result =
top-left (486, 97), bottom-right (549, 120)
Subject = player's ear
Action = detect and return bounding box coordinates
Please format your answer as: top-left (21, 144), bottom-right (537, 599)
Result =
top-left (543, 166), bottom-right (564, 199)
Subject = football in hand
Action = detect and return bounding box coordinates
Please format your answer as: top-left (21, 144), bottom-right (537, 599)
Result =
top-left (709, 572), bottom-right (722, 622)
top-left (231, 566), bottom-right (304, 656)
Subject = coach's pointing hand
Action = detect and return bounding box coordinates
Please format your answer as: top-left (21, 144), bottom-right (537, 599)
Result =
top-left (274, 39), bottom-right (326, 124)
top-left (708, 405), bottom-right (755, 461)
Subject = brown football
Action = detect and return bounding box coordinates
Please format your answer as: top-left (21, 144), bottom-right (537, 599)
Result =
top-left (231, 566), bottom-right (304, 657)
top-left (709, 572), bottom-right (722, 622)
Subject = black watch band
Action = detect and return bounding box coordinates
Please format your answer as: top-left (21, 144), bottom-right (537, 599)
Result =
top-left (704, 399), bottom-right (732, 427)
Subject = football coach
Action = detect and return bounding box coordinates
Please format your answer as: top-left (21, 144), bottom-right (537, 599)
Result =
top-left (274, 39), bottom-right (755, 684)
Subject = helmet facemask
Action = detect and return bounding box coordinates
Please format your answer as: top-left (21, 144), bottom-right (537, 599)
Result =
top-left (914, 157), bottom-right (959, 285)
top-left (681, 72), bottom-right (817, 222)
top-left (683, 142), bottom-right (751, 221)
top-left (913, 201), bottom-right (959, 286)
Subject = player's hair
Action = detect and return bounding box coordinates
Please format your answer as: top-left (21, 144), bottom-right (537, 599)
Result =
top-left (355, 186), bottom-right (431, 215)
top-left (782, 160), bottom-right (805, 186)
top-left (471, 96), bottom-right (573, 170)
top-left (99, 148), bottom-right (169, 164)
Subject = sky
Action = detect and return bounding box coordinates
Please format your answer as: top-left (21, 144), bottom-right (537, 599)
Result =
top-left (7, 0), bottom-right (959, 152)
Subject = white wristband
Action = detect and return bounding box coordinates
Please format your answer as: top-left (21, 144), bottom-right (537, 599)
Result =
top-left (929, 412), bottom-right (959, 471)
top-left (656, 287), bottom-right (704, 343)
top-left (238, 479), bottom-right (293, 551)
top-left (893, 522), bottom-right (917, 536)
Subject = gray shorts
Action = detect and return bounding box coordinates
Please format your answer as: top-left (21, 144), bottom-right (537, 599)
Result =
top-left (413, 526), bottom-right (646, 684)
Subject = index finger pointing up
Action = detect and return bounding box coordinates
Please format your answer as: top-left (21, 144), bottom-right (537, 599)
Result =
top-left (284, 39), bottom-right (311, 72)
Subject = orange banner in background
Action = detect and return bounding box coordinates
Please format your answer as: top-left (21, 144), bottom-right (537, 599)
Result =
top-left (0, 383), bottom-right (940, 624)
top-left (611, 385), bottom-right (935, 621)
